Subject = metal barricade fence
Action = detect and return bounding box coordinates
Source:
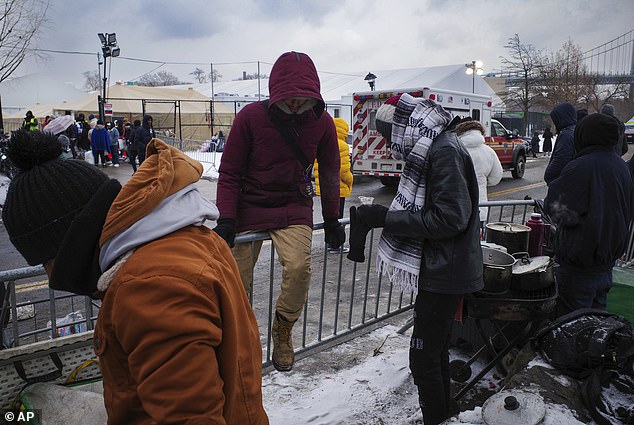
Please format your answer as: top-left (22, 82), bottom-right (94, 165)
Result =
top-left (1, 200), bottom-right (545, 362)
top-left (159, 135), bottom-right (221, 177)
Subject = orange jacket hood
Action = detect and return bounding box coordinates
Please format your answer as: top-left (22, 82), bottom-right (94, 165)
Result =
top-left (100, 138), bottom-right (203, 245)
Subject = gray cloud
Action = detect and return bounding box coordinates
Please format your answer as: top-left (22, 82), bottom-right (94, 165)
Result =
top-left (17, 0), bottom-right (634, 90)
top-left (254, 0), bottom-right (339, 25)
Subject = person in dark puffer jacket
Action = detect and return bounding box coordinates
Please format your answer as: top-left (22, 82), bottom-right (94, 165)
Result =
top-left (545, 113), bottom-right (633, 317)
top-left (544, 102), bottom-right (576, 185)
top-left (133, 114), bottom-right (154, 166)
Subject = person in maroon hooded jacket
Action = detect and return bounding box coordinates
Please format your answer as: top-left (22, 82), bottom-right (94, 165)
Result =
top-left (214, 51), bottom-right (344, 372)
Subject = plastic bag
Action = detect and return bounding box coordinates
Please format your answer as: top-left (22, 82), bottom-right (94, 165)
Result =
top-left (46, 311), bottom-right (87, 337)
top-left (83, 150), bottom-right (94, 164)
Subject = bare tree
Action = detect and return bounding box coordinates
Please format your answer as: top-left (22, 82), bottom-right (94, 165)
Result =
top-left (539, 39), bottom-right (591, 109)
top-left (190, 67), bottom-right (207, 83)
top-left (138, 71), bottom-right (182, 87)
top-left (210, 68), bottom-right (222, 82)
top-left (235, 72), bottom-right (269, 81)
top-left (582, 78), bottom-right (629, 114)
top-left (0, 0), bottom-right (49, 83)
top-left (499, 34), bottom-right (544, 135)
top-left (82, 69), bottom-right (101, 91)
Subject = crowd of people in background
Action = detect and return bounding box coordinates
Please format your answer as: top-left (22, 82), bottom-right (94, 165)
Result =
top-left (20, 109), bottom-right (156, 173)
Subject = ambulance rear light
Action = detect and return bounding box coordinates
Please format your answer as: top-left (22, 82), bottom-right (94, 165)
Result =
top-left (428, 94), bottom-right (436, 100)
top-left (487, 101), bottom-right (492, 107)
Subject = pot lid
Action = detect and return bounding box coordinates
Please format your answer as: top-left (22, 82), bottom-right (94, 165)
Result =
top-left (486, 222), bottom-right (531, 233)
top-left (481, 241), bottom-right (508, 253)
top-left (482, 390), bottom-right (546, 425)
top-left (512, 256), bottom-right (551, 274)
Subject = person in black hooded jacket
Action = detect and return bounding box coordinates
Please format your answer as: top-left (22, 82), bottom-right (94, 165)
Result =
top-left (544, 102), bottom-right (576, 185)
top-left (133, 114), bottom-right (154, 166)
top-left (600, 103), bottom-right (628, 156)
top-left (545, 113), bottom-right (633, 316)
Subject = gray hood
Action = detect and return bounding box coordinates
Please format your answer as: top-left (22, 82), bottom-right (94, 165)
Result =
top-left (99, 183), bottom-right (219, 272)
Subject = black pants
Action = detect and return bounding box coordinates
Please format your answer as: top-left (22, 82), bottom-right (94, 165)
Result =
top-left (410, 290), bottom-right (462, 425)
top-left (70, 138), bottom-right (78, 159)
top-left (137, 144), bottom-right (147, 166)
top-left (94, 150), bottom-right (107, 166)
top-left (128, 149), bottom-right (138, 172)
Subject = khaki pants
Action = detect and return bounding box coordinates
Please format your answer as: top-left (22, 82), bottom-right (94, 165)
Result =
top-left (232, 225), bottom-right (312, 322)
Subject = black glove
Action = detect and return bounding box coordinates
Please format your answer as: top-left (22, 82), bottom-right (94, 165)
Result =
top-left (213, 218), bottom-right (236, 248)
top-left (347, 206), bottom-right (369, 262)
top-left (355, 204), bottom-right (388, 229)
top-left (323, 219), bottom-right (346, 248)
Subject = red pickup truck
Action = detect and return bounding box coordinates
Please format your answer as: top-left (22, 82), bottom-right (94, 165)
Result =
top-left (487, 119), bottom-right (527, 179)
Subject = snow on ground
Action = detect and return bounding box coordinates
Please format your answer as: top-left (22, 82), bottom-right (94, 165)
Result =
top-left (262, 325), bottom-right (423, 425)
top-left (261, 325), bottom-right (588, 425)
top-left (0, 173), bottom-right (9, 205)
top-left (183, 151), bottom-right (221, 180)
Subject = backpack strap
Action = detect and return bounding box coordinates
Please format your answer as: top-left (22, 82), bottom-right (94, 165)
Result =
top-left (262, 100), bottom-right (315, 197)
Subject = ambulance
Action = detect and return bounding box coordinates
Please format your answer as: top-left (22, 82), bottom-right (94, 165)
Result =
top-left (351, 87), bottom-right (527, 186)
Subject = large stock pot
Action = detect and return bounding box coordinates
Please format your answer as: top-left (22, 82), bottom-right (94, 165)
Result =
top-left (481, 246), bottom-right (517, 293)
top-left (485, 222), bottom-right (531, 255)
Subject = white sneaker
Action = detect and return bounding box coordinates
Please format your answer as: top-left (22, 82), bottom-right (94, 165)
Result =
top-left (328, 246), bottom-right (350, 254)
top-left (114, 164), bottom-right (120, 167)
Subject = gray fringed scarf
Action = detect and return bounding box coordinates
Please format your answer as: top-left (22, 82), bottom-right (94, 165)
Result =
top-left (376, 93), bottom-right (453, 294)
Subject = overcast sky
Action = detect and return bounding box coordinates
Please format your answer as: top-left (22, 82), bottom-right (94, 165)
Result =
top-left (19, 0), bottom-right (633, 90)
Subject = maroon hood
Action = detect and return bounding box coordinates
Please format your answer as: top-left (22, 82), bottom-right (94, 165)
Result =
top-left (269, 51), bottom-right (325, 115)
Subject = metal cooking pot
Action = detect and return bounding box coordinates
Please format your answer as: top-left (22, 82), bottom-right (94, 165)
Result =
top-left (485, 222), bottom-right (531, 256)
top-left (482, 246), bottom-right (516, 293)
top-left (511, 255), bottom-right (555, 291)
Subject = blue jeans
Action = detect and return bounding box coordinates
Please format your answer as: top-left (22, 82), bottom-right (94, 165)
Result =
top-left (555, 264), bottom-right (612, 316)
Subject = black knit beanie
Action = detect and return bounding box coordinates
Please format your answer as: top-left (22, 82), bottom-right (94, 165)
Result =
top-left (2, 129), bottom-right (110, 266)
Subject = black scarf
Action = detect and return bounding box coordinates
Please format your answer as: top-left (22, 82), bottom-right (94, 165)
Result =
top-left (49, 179), bottom-right (122, 297)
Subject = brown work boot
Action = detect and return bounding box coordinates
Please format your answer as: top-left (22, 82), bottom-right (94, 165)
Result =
top-left (272, 312), bottom-right (296, 372)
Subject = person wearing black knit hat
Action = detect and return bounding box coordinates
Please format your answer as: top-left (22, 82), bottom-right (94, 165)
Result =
top-left (545, 113), bottom-right (633, 317)
top-left (2, 129), bottom-right (117, 289)
top-left (2, 129), bottom-right (268, 424)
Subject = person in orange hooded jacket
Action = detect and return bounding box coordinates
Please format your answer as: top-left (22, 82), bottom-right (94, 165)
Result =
top-left (2, 129), bottom-right (268, 425)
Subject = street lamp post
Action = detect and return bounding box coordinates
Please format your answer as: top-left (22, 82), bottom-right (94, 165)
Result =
top-left (364, 72), bottom-right (377, 91)
top-left (97, 33), bottom-right (120, 122)
top-left (465, 60), bottom-right (483, 93)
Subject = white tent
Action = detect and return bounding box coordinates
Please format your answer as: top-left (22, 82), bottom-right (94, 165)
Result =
top-left (50, 83), bottom-right (233, 115)
top-left (4, 83), bottom-right (235, 140)
top-left (6, 83), bottom-right (234, 119)
top-left (0, 74), bottom-right (86, 114)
